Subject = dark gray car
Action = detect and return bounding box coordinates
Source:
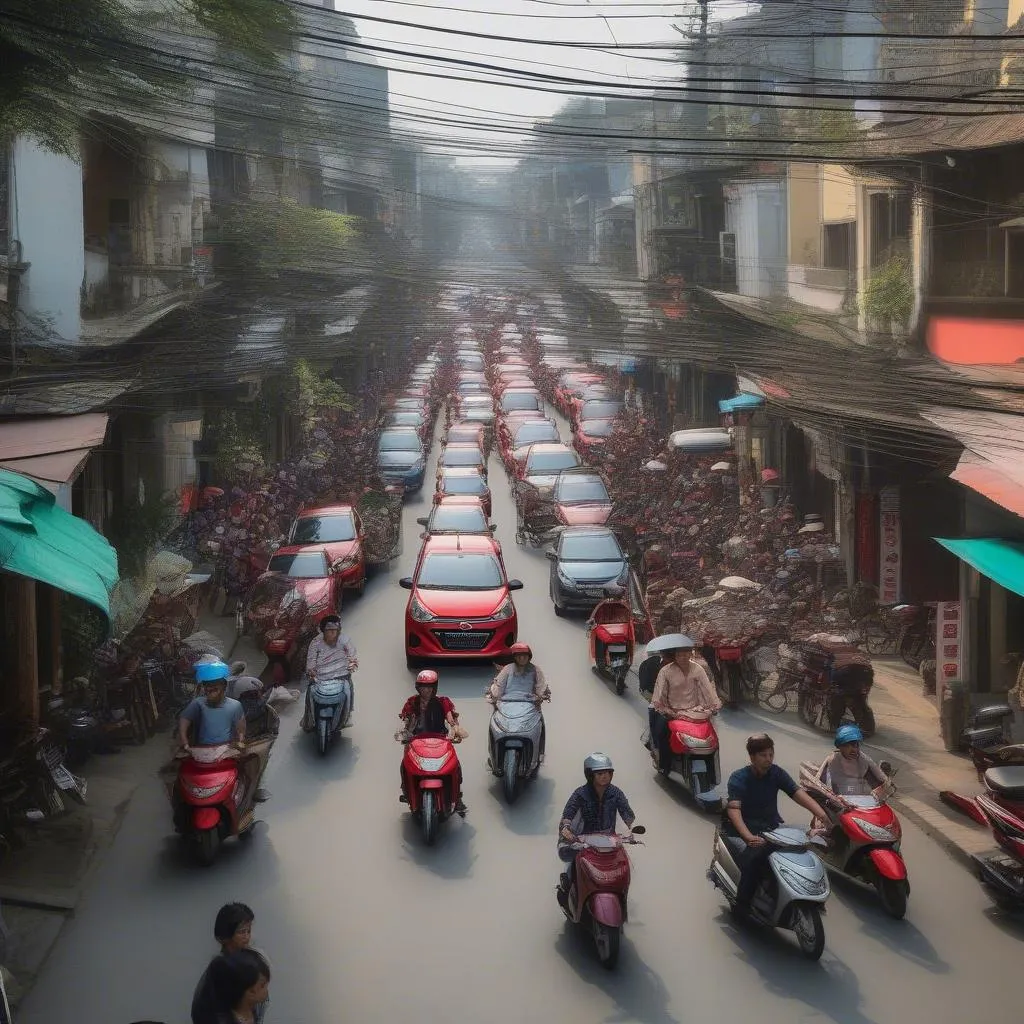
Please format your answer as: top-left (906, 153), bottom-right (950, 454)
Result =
top-left (546, 527), bottom-right (628, 615)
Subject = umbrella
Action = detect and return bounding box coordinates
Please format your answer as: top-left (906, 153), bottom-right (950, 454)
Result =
top-left (646, 633), bottom-right (694, 655)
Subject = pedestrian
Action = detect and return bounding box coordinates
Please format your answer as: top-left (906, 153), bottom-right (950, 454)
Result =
top-left (206, 949), bottom-right (271, 1024)
top-left (192, 903), bottom-right (268, 1024)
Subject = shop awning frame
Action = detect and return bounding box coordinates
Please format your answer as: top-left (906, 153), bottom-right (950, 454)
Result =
top-left (934, 537), bottom-right (1024, 598)
top-left (0, 413), bottom-right (109, 492)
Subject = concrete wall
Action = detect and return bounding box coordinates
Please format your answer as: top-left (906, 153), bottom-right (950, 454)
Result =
top-left (12, 138), bottom-right (83, 344)
top-left (726, 179), bottom-right (786, 298)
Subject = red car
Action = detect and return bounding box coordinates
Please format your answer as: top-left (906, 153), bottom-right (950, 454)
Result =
top-left (555, 372), bottom-right (604, 416)
top-left (551, 470), bottom-right (613, 526)
top-left (498, 389), bottom-right (543, 415)
top-left (445, 421), bottom-right (486, 449)
top-left (519, 442), bottom-right (582, 496)
top-left (497, 409), bottom-right (547, 450)
top-left (572, 418), bottom-right (616, 461)
top-left (435, 442), bottom-right (487, 479)
top-left (435, 467), bottom-right (492, 517)
top-left (399, 534), bottom-right (523, 668)
top-left (492, 375), bottom-right (535, 398)
top-left (500, 418), bottom-right (560, 467)
top-left (287, 505), bottom-right (366, 595)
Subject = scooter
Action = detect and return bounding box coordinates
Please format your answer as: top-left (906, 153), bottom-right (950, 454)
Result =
top-left (959, 703), bottom-right (1024, 778)
top-left (644, 712), bottom-right (723, 811)
top-left (707, 826), bottom-right (831, 960)
top-left (400, 731), bottom-right (465, 845)
top-left (800, 761), bottom-right (910, 919)
top-left (941, 766), bottom-right (1024, 910)
top-left (308, 675), bottom-right (352, 756)
top-left (487, 694), bottom-right (546, 804)
top-left (172, 743), bottom-right (261, 866)
top-left (588, 591), bottom-right (636, 695)
top-left (557, 826), bottom-right (646, 970)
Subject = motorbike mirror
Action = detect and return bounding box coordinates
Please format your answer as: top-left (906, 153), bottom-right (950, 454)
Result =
top-left (544, 550), bottom-right (557, 561)
top-left (507, 579), bottom-right (524, 591)
top-left (399, 577), bottom-right (414, 589)
top-left (416, 517), bottom-right (428, 526)
top-left (489, 523), bottom-right (497, 532)
top-left (631, 825), bottom-right (646, 835)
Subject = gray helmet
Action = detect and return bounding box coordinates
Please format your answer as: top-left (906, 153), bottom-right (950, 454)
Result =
top-left (584, 752), bottom-right (614, 780)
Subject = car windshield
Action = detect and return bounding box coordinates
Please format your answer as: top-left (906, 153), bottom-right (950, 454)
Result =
top-left (528, 451), bottom-right (580, 472)
top-left (458, 382), bottom-right (487, 394)
top-left (515, 423), bottom-right (559, 445)
top-left (291, 514), bottom-right (356, 543)
top-left (461, 395), bottom-right (490, 407)
top-left (554, 476), bottom-right (610, 504)
top-left (581, 420), bottom-right (615, 438)
top-left (442, 474), bottom-right (486, 494)
top-left (378, 430), bottom-right (422, 452)
top-left (386, 413), bottom-right (423, 428)
top-left (442, 448), bottom-right (484, 467)
top-left (431, 507), bottom-right (489, 532)
top-left (377, 450), bottom-right (419, 467)
top-left (268, 551), bottom-right (327, 578)
top-left (418, 553), bottom-right (503, 589)
top-left (501, 392), bottom-right (540, 411)
top-left (581, 401), bottom-right (622, 420)
top-left (560, 532), bottom-right (623, 561)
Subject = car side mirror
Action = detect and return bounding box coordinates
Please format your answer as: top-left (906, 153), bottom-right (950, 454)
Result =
top-left (416, 517), bottom-right (428, 526)
top-left (544, 550), bottom-right (557, 561)
top-left (399, 577), bottom-right (414, 590)
top-left (507, 579), bottom-right (524, 591)
top-left (419, 532), bottom-right (429, 540)
top-left (489, 523), bottom-right (497, 532)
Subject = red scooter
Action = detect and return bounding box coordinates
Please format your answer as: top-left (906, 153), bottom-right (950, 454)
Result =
top-left (801, 761), bottom-right (910, 919)
top-left (400, 733), bottom-right (465, 846)
top-left (587, 589), bottom-right (637, 695)
top-left (647, 712), bottom-right (723, 812)
top-left (942, 766), bottom-right (1024, 911)
top-left (171, 744), bottom-right (259, 866)
top-left (557, 827), bottom-right (646, 970)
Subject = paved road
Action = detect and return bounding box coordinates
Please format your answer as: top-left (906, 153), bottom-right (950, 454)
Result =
top-left (22, 417), bottom-right (1024, 1024)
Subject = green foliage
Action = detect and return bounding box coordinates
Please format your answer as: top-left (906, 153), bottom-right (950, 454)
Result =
top-left (107, 493), bottom-right (179, 578)
top-left (214, 200), bottom-right (373, 278)
top-left (186, 0), bottom-right (295, 65)
top-left (207, 408), bottom-right (269, 481)
top-left (293, 358), bottom-right (353, 433)
top-left (61, 594), bottom-right (108, 680)
top-left (863, 254), bottom-right (914, 332)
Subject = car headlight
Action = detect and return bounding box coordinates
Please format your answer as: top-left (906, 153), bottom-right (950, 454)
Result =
top-left (850, 816), bottom-right (898, 842)
top-left (777, 865), bottom-right (828, 896)
top-left (492, 595), bottom-right (514, 620)
top-left (556, 568), bottom-right (577, 589)
top-left (409, 595), bottom-right (436, 622)
top-left (335, 554), bottom-right (359, 571)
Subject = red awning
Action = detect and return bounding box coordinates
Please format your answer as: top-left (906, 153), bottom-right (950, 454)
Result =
top-left (927, 316), bottom-right (1024, 366)
top-left (0, 414), bottom-right (109, 491)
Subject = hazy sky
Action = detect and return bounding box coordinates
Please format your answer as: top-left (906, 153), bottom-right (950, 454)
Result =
top-left (337, 1), bottom-right (693, 160)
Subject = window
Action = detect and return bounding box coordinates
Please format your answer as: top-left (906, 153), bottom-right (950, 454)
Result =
top-left (528, 451), bottom-right (580, 472)
top-left (268, 551), bottom-right (328, 578)
top-left (554, 476), bottom-right (610, 504)
top-left (560, 531), bottom-right (623, 561)
top-left (869, 191), bottom-right (911, 268)
top-left (418, 553), bottom-right (502, 589)
top-left (292, 514), bottom-right (356, 544)
top-left (822, 222), bottom-right (854, 271)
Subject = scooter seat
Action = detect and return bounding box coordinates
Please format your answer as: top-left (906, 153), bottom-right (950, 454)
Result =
top-left (985, 766), bottom-right (1024, 799)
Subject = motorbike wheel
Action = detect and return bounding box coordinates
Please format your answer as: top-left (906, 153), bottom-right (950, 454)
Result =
top-left (317, 718), bottom-right (331, 757)
top-left (421, 790), bottom-right (439, 846)
top-left (194, 828), bottom-right (221, 867)
top-left (725, 663), bottom-right (743, 708)
top-left (876, 878), bottom-right (908, 920)
top-left (594, 922), bottom-right (621, 970)
top-left (791, 905), bottom-right (825, 961)
top-left (614, 666), bottom-right (627, 695)
top-left (503, 748), bottom-right (521, 804)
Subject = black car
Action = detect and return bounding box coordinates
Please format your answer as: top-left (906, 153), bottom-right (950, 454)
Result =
top-left (546, 526), bottom-right (629, 615)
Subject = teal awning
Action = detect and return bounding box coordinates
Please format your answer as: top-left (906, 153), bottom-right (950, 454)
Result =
top-left (934, 537), bottom-right (1024, 598)
top-left (0, 469), bottom-right (119, 618)
top-left (719, 392), bottom-right (766, 414)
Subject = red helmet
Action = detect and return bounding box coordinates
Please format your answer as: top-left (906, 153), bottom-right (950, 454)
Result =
top-left (415, 669), bottom-right (439, 689)
top-left (509, 642), bottom-right (532, 658)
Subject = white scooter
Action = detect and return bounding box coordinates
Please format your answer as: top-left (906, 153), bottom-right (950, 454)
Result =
top-left (707, 826), bottom-right (831, 960)
top-left (487, 694), bottom-right (547, 804)
top-left (308, 676), bottom-right (352, 756)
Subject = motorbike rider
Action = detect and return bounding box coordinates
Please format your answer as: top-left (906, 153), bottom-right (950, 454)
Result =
top-left (649, 640), bottom-right (721, 773)
top-left (809, 725), bottom-right (893, 839)
top-left (303, 614), bottom-right (358, 732)
top-left (724, 733), bottom-right (829, 921)
top-left (557, 753), bottom-right (637, 908)
top-left (178, 661), bottom-right (272, 803)
top-left (487, 642), bottom-right (550, 760)
top-left (399, 669), bottom-right (467, 816)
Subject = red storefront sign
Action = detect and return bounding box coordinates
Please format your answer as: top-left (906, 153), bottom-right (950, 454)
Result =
top-left (936, 600), bottom-right (963, 680)
top-left (879, 487), bottom-right (901, 605)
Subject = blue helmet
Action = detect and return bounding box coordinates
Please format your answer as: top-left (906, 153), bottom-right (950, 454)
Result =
top-left (195, 660), bottom-right (230, 684)
top-left (835, 724), bottom-right (864, 747)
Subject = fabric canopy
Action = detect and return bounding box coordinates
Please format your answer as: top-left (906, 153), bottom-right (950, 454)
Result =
top-left (934, 537), bottom-right (1024, 598)
top-left (0, 469), bottom-right (119, 618)
top-left (719, 392), bottom-right (766, 414)
top-left (0, 413), bottom-right (109, 491)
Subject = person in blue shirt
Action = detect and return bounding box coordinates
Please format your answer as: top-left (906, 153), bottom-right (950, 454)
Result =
top-left (178, 661), bottom-right (246, 750)
top-left (556, 752), bottom-right (637, 908)
top-left (725, 733), bottom-right (828, 919)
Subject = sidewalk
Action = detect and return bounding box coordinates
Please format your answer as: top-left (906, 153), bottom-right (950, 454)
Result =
top-left (848, 658), bottom-right (994, 871)
top-left (0, 603), bottom-right (257, 1006)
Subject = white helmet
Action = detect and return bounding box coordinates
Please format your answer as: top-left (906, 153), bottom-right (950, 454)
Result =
top-left (583, 752), bottom-right (614, 780)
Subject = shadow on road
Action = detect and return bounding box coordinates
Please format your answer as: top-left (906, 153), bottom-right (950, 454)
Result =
top-left (713, 909), bottom-right (876, 1024)
top-left (399, 815), bottom-right (478, 879)
top-left (553, 922), bottom-right (681, 1024)
top-left (489, 773), bottom-right (557, 835)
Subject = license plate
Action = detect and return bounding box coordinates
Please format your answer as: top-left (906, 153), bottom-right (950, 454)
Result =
top-left (690, 759), bottom-right (707, 773)
top-left (608, 646), bottom-right (628, 654)
top-left (51, 764), bottom-right (77, 790)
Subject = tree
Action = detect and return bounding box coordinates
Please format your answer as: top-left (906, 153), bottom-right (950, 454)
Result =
top-left (0, 0), bottom-right (296, 154)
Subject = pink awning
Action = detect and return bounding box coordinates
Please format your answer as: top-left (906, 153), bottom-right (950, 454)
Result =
top-left (0, 413), bottom-right (109, 490)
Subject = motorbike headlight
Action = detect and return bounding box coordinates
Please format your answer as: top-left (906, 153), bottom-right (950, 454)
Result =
top-left (850, 816), bottom-right (897, 842)
top-left (777, 865), bottom-right (828, 896)
top-left (492, 595), bottom-right (514, 620)
top-left (409, 595), bottom-right (436, 622)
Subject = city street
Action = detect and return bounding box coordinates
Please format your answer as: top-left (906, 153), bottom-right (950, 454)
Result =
top-left (18, 411), bottom-right (1024, 1024)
